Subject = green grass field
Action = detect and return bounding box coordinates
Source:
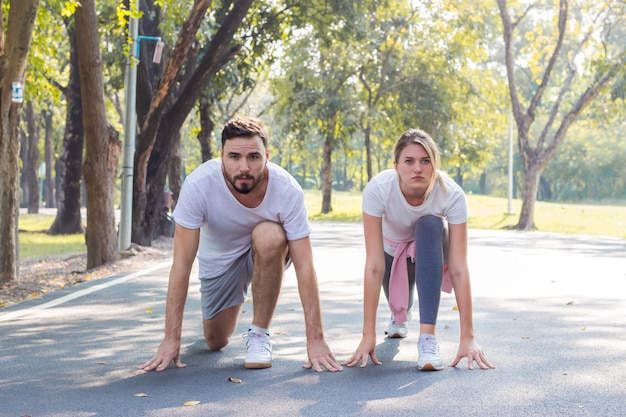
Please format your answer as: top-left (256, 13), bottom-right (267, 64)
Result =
top-left (18, 214), bottom-right (86, 260)
top-left (17, 191), bottom-right (625, 260)
top-left (304, 190), bottom-right (625, 238)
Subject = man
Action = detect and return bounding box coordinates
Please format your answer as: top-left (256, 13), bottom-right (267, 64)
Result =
top-left (140, 116), bottom-right (342, 372)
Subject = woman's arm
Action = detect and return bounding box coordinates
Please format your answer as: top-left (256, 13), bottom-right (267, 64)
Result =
top-left (447, 222), bottom-right (495, 370)
top-left (343, 213), bottom-right (386, 367)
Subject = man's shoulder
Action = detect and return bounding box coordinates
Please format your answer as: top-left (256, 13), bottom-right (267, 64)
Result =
top-left (185, 159), bottom-right (221, 183)
top-left (268, 162), bottom-right (302, 191)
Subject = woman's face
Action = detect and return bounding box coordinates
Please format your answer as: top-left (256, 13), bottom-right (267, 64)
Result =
top-left (394, 143), bottom-right (433, 196)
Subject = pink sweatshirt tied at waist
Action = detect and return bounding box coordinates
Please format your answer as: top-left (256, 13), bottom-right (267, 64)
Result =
top-left (385, 238), bottom-right (452, 324)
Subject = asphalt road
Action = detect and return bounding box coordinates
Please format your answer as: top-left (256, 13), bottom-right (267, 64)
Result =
top-left (1, 222), bottom-right (625, 417)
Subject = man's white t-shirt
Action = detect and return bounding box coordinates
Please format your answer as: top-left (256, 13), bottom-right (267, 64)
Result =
top-left (362, 169), bottom-right (467, 256)
top-left (173, 159), bottom-right (311, 279)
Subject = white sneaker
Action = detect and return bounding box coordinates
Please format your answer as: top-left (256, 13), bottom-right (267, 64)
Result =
top-left (386, 321), bottom-right (408, 338)
top-left (417, 333), bottom-right (444, 371)
top-left (244, 328), bottom-right (272, 369)
top-left (385, 311), bottom-right (411, 338)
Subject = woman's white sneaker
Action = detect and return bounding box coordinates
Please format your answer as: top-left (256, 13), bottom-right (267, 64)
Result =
top-left (417, 333), bottom-right (444, 371)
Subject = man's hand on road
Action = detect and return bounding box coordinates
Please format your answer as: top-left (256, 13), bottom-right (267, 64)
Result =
top-left (139, 339), bottom-right (187, 372)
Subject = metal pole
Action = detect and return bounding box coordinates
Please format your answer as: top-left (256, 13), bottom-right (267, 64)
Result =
top-left (118, 4), bottom-right (139, 251)
top-left (507, 111), bottom-right (514, 215)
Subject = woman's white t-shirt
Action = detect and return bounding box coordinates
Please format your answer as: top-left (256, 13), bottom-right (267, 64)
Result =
top-left (173, 159), bottom-right (311, 279)
top-left (362, 169), bottom-right (467, 256)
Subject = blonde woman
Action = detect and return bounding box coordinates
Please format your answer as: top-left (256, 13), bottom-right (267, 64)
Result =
top-left (344, 129), bottom-right (494, 371)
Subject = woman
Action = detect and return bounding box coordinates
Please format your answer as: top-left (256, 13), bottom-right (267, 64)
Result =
top-left (344, 129), bottom-right (494, 371)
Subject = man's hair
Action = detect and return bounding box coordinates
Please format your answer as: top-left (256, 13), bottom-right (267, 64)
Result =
top-left (221, 116), bottom-right (269, 148)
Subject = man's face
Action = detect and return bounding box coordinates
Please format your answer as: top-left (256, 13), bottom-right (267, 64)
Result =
top-left (221, 136), bottom-right (269, 194)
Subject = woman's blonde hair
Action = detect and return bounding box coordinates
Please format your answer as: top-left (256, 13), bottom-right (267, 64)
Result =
top-left (393, 129), bottom-right (446, 199)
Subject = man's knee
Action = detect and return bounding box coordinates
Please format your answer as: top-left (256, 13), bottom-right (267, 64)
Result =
top-left (252, 221), bottom-right (287, 255)
top-left (204, 333), bottom-right (229, 351)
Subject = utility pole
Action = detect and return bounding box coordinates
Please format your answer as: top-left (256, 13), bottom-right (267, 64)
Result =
top-left (508, 111), bottom-right (514, 215)
top-left (118, 1), bottom-right (139, 251)
top-left (118, 1), bottom-right (162, 251)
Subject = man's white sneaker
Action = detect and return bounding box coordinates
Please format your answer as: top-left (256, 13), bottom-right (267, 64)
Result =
top-left (244, 328), bottom-right (272, 369)
top-left (417, 333), bottom-right (444, 371)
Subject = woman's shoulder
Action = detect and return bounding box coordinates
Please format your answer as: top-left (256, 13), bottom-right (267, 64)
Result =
top-left (370, 169), bottom-right (396, 186)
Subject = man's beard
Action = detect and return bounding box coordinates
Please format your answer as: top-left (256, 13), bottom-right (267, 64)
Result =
top-left (225, 171), bottom-right (264, 194)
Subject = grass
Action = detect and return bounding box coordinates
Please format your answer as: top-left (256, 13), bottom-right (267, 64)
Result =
top-left (16, 191), bottom-right (625, 261)
top-left (304, 190), bottom-right (626, 239)
top-left (18, 214), bottom-right (86, 260)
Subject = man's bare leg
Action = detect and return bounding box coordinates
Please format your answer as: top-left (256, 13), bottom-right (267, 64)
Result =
top-left (250, 221), bottom-right (288, 329)
top-left (203, 304), bottom-right (243, 351)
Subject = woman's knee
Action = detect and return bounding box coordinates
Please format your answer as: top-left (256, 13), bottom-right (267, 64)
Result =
top-left (415, 215), bottom-right (443, 236)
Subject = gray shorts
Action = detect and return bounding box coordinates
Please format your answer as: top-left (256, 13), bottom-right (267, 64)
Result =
top-left (199, 249), bottom-right (292, 320)
top-left (199, 250), bottom-right (253, 320)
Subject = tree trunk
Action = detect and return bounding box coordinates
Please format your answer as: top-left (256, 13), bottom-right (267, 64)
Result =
top-left (197, 96), bottom-right (214, 162)
top-left (43, 109), bottom-right (55, 208)
top-left (25, 100), bottom-right (40, 214)
top-left (0, 0), bottom-right (40, 284)
top-left (321, 113), bottom-right (337, 214)
top-left (364, 119), bottom-right (372, 182)
top-left (75, 0), bottom-right (121, 269)
top-left (48, 24), bottom-right (85, 234)
top-left (19, 128), bottom-right (27, 207)
top-left (168, 131), bottom-right (182, 208)
top-left (517, 163), bottom-right (542, 231)
top-left (479, 171), bottom-right (487, 194)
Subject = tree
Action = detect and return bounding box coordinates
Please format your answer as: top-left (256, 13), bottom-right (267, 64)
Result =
top-left (75, 0), bottom-right (121, 268)
top-left (272, 1), bottom-right (365, 213)
top-left (131, 0), bottom-right (256, 245)
top-left (47, 17), bottom-right (86, 234)
top-left (23, 100), bottom-right (40, 213)
top-left (0, 0), bottom-right (41, 283)
top-left (497, 0), bottom-right (626, 230)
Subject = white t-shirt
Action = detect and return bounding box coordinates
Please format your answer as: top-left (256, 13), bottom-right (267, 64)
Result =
top-left (173, 159), bottom-right (311, 279)
top-left (362, 169), bottom-right (467, 256)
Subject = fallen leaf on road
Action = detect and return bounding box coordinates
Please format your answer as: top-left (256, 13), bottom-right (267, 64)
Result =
top-left (184, 401), bottom-right (200, 406)
top-left (228, 377), bottom-right (242, 383)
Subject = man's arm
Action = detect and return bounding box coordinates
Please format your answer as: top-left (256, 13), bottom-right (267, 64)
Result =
top-left (288, 236), bottom-right (343, 372)
top-left (139, 224), bottom-right (200, 371)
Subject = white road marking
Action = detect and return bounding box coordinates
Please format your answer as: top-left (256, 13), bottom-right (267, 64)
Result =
top-left (0, 261), bottom-right (171, 322)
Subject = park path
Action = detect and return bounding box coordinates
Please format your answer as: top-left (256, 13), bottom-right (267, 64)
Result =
top-left (1, 222), bottom-right (625, 416)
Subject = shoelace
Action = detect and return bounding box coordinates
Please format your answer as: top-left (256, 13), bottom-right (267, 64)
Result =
top-left (419, 338), bottom-right (438, 355)
top-left (244, 332), bottom-right (271, 353)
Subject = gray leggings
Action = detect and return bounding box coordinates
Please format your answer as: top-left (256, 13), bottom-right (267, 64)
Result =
top-left (382, 215), bottom-right (448, 325)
